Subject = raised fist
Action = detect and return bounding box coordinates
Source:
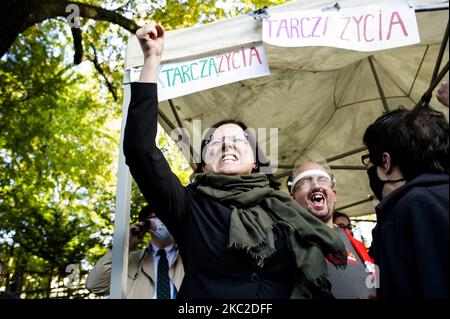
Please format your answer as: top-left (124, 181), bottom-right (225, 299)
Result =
top-left (136, 22), bottom-right (165, 61)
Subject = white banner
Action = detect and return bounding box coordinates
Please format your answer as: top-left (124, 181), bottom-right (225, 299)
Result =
top-left (130, 44), bottom-right (270, 101)
top-left (262, 4), bottom-right (420, 51)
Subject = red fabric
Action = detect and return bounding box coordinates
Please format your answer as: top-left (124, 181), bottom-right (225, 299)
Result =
top-left (342, 229), bottom-right (374, 265)
top-left (342, 229), bottom-right (378, 291)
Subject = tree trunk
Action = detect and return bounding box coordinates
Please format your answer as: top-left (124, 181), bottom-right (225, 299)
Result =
top-left (9, 246), bottom-right (27, 298)
top-left (4, 243), bottom-right (15, 292)
top-left (46, 260), bottom-right (54, 298)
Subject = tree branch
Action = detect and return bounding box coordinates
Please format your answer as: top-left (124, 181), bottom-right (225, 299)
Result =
top-left (27, 0), bottom-right (140, 33)
top-left (1, 0), bottom-right (140, 59)
top-left (89, 43), bottom-right (118, 102)
top-left (112, 0), bottom-right (133, 13)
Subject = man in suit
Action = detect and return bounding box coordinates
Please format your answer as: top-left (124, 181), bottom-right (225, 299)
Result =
top-left (86, 205), bottom-right (184, 299)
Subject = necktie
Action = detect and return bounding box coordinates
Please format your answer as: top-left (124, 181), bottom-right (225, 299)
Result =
top-left (156, 249), bottom-right (171, 299)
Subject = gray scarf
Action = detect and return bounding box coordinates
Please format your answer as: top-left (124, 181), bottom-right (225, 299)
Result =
top-left (192, 173), bottom-right (347, 298)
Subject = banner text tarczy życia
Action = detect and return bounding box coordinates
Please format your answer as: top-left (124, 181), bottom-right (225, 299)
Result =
top-left (262, 4), bottom-right (420, 51)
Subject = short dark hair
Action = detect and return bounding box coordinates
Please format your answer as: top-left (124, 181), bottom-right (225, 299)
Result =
top-left (193, 119), bottom-right (280, 189)
top-left (363, 107), bottom-right (449, 180)
top-left (138, 205), bottom-right (154, 222)
top-left (333, 211), bottom-right (350, 223)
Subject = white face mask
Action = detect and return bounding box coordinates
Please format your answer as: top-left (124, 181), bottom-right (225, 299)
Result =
top-left (150, 218), bottom-right (173, 241)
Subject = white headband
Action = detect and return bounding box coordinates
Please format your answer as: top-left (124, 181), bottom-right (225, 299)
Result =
top-left (290, 169), bottom-right (333, 191)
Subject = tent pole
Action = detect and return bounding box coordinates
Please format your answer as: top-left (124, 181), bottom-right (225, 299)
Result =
top-left (273, 170), bottom-right (292, 180)
top-left (427, 62), bottom-right (450, 96)
top-left (110, 83), bottom-right (132, 299)
top-left (276, 164), bottom-right (367, 170)
top-left (274, 164), bottom-right (367, 179)
top-left (325, 146), bottom-right (367, 163)
top-left (414, 20), bottom-right (448, 109)
top-left (415, 61), bottom-right (449, 109)
top-left (166, 100), bottom-right (198, 170)
top-left (168, 99), bottom-right (184, 130)
top-left (408, 45), bottom-right (429, 97)
top-left (273, 165), bottom-right (367, 180)
top-left (430, 20), bottom-right (449, 84)
top-left (368, 56), bottom-right (389, 112)
top-left (330, 165), bottom-right (367, 170)
top-left (158, 110), bottom-right (176, 131)
top-left (336, 195), bottom-right (375, 211)
top-left (351, 219), bottom-right (376, 223)
top-left (158, 109), bottom-right (197, 171)
top-left (275, 146), bottom-right (368, 170)
top-left (272, 146), bottom-right (368, 180)
top-left (415, 5), bottom-right (449, 13)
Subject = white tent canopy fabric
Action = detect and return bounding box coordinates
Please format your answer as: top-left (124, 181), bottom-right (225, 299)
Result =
top-left (109, 0), bottom-right (448, 298)
top-left (124, 0), bottom-right (448, 217)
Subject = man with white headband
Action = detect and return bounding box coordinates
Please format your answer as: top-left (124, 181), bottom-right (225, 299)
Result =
top-left (289, 162), bottom-right (376, 299)
top-left (289, 163), bottom-right (337, 226)
top-left (86, 205), bottom-right (184, 299)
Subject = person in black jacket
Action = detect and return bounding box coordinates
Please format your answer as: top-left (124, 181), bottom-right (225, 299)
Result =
top-left (123, 21), bottom-right (347, 299)
top-left (362, 106), bottom-right (449, 299)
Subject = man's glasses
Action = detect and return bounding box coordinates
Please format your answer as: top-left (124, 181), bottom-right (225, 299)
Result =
top-left (294, 176), bottom-right (333, 190)
top-left (205, 133), bottom-right (249, 149)
top-left (336, 223), bottom-right (354, 231)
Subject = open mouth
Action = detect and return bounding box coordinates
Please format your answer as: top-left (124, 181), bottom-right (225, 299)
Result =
top-left (309, 192), bottom-right (326, 209)
top-left (220, 154), bottom-right (238, 163)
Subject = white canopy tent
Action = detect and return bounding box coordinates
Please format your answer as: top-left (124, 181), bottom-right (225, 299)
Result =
top-left (110, 0), bottom-right (449, 298)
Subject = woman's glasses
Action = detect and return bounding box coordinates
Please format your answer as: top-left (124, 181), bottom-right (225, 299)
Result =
top-left (205, 133), bottom-right (249, 149)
